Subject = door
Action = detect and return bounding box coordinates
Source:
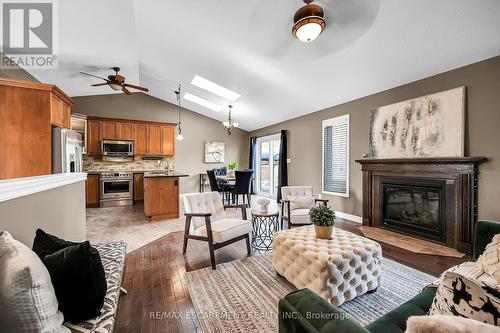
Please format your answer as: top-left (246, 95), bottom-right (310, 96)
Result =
top-left (87, 120), bottom-right (101, 155)
top-left (86, 175), bottom-right (99, 206)
top-left (134, 173), bottom-right (144, 201)
top-left (161, 126), bottom-right (175, 155)
top-left (101, 121), bottom-right (118, 139)
top-left (148, 125), bottom-right (162, 155)
top-left (256, 134), bottom-right (281, 197)
top-left (118, 123), bottom-right (133, 140)
top-left (134, 124), bottom-right (148, 155)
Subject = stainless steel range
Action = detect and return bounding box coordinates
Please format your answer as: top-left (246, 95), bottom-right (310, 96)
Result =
top-left (99, 172), bottom-right (133, 207)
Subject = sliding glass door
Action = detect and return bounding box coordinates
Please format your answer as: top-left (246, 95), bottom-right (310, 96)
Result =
top-left (256, 134), bottom-right (281, 197)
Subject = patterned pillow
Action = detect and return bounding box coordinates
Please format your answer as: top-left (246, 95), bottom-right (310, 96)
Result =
top-left (479, 234), bottom-right (500, 284)
top-left (428, 271), bottom-right (500, 325)
top-left (0, 231), bottom-right (69, 333)
top-left (289, 195), bottom-right (315, 210)
top-left (406, 315), bottom-right (500, 333)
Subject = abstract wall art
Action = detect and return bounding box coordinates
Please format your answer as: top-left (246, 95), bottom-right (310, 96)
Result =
top-left (204, 141), bottom-right (225, 163)
top-left (368, 87), bottom-right (465, 158)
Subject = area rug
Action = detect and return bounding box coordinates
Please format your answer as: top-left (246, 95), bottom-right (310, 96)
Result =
top-left (185, 253), bottom-right (436, 333)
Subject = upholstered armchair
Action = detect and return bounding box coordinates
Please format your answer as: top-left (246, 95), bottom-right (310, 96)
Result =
top-left (182, 192), bottom-right (252, 269)
top-left (280, 186), bottom-right (328, 229)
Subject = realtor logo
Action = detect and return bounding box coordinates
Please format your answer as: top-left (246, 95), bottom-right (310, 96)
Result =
top-left (1, 0), bottom-right (57, 69)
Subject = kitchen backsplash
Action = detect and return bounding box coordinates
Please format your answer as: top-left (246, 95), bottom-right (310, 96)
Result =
top-left (83, 155), bottom-right (174, 172)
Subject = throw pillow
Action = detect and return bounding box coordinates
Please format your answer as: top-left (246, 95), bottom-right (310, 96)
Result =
top-left (479, 234), bottom-right (500, 284)
top-left (428, 271), bottom-right (500, 325)
top-left (289, 195), bottom-right (315, 210)
top-left (43, 241), bottom-right (107, 322)
top-left (406, 315), bottom-right (500, 333)
top-left (0, 231), bottom-right (69, 333)
top-left (32, 228), bottom-right (78, 258)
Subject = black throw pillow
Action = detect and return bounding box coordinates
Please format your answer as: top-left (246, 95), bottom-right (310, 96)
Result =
top-left (32, 229), bottom-right (107, 322)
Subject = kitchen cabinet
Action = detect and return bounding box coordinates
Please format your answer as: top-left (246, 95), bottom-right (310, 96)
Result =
top-left (144, 176), bottom-right (180, 219)
top-left (134, 124), bottom-right (148, 155)
top-left (86, 174), bottom-right (99, 207)
top-left (134, 173), bottom-right (144, 201)
top-left (118, 123), bottom-right (134, 140)
top-left (101, 121), bottom-right (118, 139)
top-left (87, 120), bottom-right (101, 155)
top-left (50, 94), bottom-right (70, 128)
top-left (148, 125), bottom-right (162, 155)
top-left (161, 126), bottom-right (175, 155)
top-left (0, 77), bottom-right (74, 179)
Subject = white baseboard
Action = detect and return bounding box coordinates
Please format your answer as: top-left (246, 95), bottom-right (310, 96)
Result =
top-left (335, 211), bottom-right (362, 223)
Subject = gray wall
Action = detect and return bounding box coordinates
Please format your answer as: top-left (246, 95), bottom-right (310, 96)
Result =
top-left (0, 182), bottom-right (87, 246)
top-left (250, 56), bottom-right (500, 221)
top-left (72, 93), bottom-right (250, 193)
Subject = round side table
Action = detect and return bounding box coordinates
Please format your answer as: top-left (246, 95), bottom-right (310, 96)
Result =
top-left (251, 209), bottom-right (280, 251)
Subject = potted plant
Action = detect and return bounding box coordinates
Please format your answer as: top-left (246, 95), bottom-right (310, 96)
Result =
top-left (227, 160), bottom-right (238, 177)
top-left (309, 204), bottom-right (336, 239)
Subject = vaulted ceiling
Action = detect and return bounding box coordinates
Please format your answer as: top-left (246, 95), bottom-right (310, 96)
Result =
top-left (26, 0), bottom-right (500, 131)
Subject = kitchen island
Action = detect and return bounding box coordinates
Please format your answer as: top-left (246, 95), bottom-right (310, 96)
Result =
top-left (143, 172), bottom-right (189, 220)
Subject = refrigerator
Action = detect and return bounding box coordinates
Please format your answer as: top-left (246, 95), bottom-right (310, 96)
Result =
top-left (52, 127), bottom-right (84, 173)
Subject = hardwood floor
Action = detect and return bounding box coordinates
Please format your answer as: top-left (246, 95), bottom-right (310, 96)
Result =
top-left (114, 218), bottom-right (470, 333)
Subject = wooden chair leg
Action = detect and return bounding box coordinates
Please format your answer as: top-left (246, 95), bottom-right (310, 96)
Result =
top-left (208, 240), bottom-right (216, 270)
top-left (183, 216), bottom-right (192, 254)
top-left (246, 234), bottom-right (252, 255)
top-left (183, 235), bottom-right (188, 253)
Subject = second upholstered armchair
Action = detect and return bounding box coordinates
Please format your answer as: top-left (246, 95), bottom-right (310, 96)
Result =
top-left (280, 186), bottom-right (329, 229)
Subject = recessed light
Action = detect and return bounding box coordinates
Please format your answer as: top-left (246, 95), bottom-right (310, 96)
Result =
top-left (183, 92), bottom-right (222, 112)
top-left (191, 75), bottom-right (241, 102)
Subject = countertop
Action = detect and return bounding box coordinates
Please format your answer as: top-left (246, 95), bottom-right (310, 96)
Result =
top-left (85, 169), bottom-right (167, 175)
top-left (143, 172), bottom-right (189, 178)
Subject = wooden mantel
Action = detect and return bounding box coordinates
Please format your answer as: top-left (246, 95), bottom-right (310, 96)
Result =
top-left (355, 157), bottom-right (487, 255)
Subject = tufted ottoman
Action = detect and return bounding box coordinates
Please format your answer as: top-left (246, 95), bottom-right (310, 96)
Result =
top-left (272, 226), bottom-right (382, 306)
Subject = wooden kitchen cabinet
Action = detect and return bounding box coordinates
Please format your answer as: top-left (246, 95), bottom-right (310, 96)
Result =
top-left (118, 123), bottom-right (134, 140)
top-left (62, 103), bottom-right (71, 128)
top-left (0, 78), bottom-right (74, 179)
top-left (144, 176), bottom-right (179, 219)
top-left (87, 119), bottom-right (101, 155)
top-left (134, 173), bottom-right (144, 201)
top-left (101, 121), bottom-right (118, 139)
top-left (134, 124), bottom-right (148, 154)
top-left (148, 125), bottom-right (162, 155)
top-left (86, 174), bottom-right (99, 207)
top-left (161, 125), bottom-right (175, 155)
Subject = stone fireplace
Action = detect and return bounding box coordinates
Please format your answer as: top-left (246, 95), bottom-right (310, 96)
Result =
top-left (356, 157), bottom-right (486, 255)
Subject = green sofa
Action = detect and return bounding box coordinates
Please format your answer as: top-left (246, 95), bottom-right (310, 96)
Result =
top-left (278, 220), bottom-right (500, 333)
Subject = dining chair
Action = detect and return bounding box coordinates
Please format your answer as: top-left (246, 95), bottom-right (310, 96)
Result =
top-left (183, 192), bottom-right (252, 269)
top-left (280, 186), bottom-right (329, 229)
top-left (206, 170), bottom-right (229, 203)
top-left (230, 170), bottom-right (253, 207)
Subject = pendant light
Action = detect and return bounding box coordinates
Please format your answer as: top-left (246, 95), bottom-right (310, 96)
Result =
top-left (174, 84), bottom-right (184, 141)
top-left (222, 105), bottom-right (239, 135)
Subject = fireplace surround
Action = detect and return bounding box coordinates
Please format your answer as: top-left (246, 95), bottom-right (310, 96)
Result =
top-left (356, 157), bottom-right (487, 255)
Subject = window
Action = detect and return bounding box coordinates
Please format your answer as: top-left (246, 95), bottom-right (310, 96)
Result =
top-left (256, 133), bottom-right (281, 197)
top-left (322, 115), bottom-right (349, 197)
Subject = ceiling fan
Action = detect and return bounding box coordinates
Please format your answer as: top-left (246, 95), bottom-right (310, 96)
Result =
top-left (80, 67), bottom-right (149, 95)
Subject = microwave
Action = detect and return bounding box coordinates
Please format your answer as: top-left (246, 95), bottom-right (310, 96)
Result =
top-left (101, 140), bottom-right (134, 156)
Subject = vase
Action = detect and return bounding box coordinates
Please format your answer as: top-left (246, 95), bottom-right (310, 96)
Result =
top-left (228, 170), bottom-right (235, 177)
top-left (314, 225), bottom-right (333, 240)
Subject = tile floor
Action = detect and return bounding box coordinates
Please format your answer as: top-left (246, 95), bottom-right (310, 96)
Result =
top-left (86, 194), bottom-right (279, 252)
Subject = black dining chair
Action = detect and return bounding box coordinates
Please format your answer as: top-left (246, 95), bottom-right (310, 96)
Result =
top-left (230, 170), bottom-right (253, 207)
top-left (207, 170), bottom-right (231, 204)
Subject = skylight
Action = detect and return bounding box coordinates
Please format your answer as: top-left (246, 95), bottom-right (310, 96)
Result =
top-left (183, 92), bottom-right (222, 112)
top-left (191, 75), bottom-right (241, 102)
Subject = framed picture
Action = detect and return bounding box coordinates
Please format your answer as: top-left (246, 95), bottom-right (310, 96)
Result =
top-left (204, 142), bottom-right (225, 163)
top-left (369, 87), bottom-right (465, 158)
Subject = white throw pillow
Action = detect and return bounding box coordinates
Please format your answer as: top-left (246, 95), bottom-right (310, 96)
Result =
top-left (479, 234), bottom-right (500, 284)
top-left (406, 315), bottom-right (500, 333)
top-left (289, 195), bottom-right (315, 210)
top-left (428, 271), bottom-right (500, 326)
top-left (0, 231), bottom-right (69, 333)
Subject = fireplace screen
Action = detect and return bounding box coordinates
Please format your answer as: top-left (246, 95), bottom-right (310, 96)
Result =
top-left (381, 179), bottom-right (445, 242)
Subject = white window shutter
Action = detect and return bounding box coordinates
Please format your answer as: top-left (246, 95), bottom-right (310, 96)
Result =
top-left (322, 115), bottom-right (349, 197)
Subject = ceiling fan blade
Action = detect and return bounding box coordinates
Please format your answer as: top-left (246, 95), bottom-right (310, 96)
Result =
top-left (122, 87), bottom-right (133, 95)
top-left (124, 83), bottom-right (149, 92)
top-left (114, 74), bottom-right (126, 84)
top-left (91, 83), bottom-right (108, 87)
top-left (80, 72), bottom-right (109, 81)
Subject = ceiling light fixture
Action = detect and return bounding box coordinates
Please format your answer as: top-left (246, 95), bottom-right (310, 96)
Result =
top-left (183, 92), bottom-right (222, 112)
top-left (191, 75), bottom-right (241, 102)
top-left (292, 0), bottom-right (326, 43)
top-left (174, 84), bottom-right (184, 141)
top-left (222, 105), bottom-right (238, 135)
